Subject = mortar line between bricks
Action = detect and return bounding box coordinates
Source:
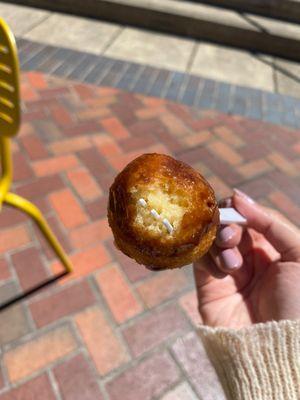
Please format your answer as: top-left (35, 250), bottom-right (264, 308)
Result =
top-left (100, 60), bottom-right (128, 87)
top-left (1, 320), bottom-right (94, 390)
top-left (0, 355), bottom-right (10, 394)
top-left (68, 312), bottom-right (136, 384)
top-left (153, 378), bottom-right (192, 400)
top-left (64, 53), bottom-right (97, 80)
top-left (0, 300), bottom-right (195, 394)
top-left (76, 59), bottom-right (100, 82)
top-left (86, 272), bottom-right (122, 330)
top-left (100, 336), bottom-right (188, 388)
top-left (177, 72), bottom-right (193, 103)
top-left (112, 61), bottom-right (132, 88)
top-left (143, 66), bottom-right (161, 95)
top-left (49, 50), bottom-right (86, 77)
top-left (1, 318), bottom-right (76, 353)
top-left (2, 253), bottom-right (19, 295)
top-left (55, 295), bottom-right (197, 387)
top-left (1, 347), bottom-right (84, 394)
top-left (99, 382), bottom-right (111, 400)
top-left (77, 137), bottom-right (116, 176)
top-left (128, 63), bottom-right (147, 92)
top-left (116, 290), bottom-right (195, 334)
top-left (26, 275), bottom-right (94, 306)
top-left (0, 344), bottom-right (81, 394)
top-left (160, 70), bottom-right (177, 98)
top-left (93, 59), bottom-right (118, 85)
top-left (39, 46), bottom-right (75, 76)
top-left (96, 261), bottom-right (146, 315)
top-left (47, 370), bottom-right (63, 400)
top-left (19, 43), bottom-right (45, 68)
top-left (83, 275), bottom-right (134, 360)
top-left (59, 169), bottom-right (91, 223)
top-left (21, 45), bottom-right (56, 71)
top-left (131, 273), bottom-right (195, 304)
top-left (57, 327), bottom-right (110, 400)
top-left (154, 376), bottom-right (184, 400)
top-left (23, 217), bottom-right (54, 299)
top-left (168, 340), bottom-right (205, 400)
top-left (192, 77), bottom-right (205, 107)
top-left (168, 334), bottom-right (207, 400)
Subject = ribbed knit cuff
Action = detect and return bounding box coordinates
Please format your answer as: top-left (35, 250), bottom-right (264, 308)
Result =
top-left (198, 320), bottom-right (300, 400)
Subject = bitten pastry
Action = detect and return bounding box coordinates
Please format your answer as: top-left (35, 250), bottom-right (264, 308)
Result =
top-left (108, 153), bottom-right (219, 270)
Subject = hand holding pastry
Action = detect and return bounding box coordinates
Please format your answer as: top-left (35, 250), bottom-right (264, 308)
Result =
top-left (194, 190), bottom-right (300, 328)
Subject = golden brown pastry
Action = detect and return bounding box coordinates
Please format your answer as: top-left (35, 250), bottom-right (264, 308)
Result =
top-left (108, 153), bottom-right (219, 270)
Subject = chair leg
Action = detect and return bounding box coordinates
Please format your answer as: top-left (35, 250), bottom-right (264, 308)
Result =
top-left (0, 136), bottom-right (13, 210)
top-left (4, 192), bottom-right (73, 273)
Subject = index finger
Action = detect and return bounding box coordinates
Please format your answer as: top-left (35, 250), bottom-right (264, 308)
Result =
top-left (233, 190), bottom-right (300, 262)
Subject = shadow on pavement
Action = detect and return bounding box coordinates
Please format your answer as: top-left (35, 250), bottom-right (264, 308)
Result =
top-left (0, 271), bottom-right (69, 311)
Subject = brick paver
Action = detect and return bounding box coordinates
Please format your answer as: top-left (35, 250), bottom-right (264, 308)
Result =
top-left (0, 259), bottom-right (11, 282)
top-left (49, 188), bottom-right (88, 229)
top-left (53, 353), bottom-right (104, 400)
top-left (122, 304), bottom-right (190, 357)
top-left (75, 307), bottom-right (129, 375)
top-left (179, 290), bottom-right (202, 327)
top-left (0, 283), bottom-right (31, 346)
top-left (29, 281), bottom-right (96, 327)
top-left (106, 352), bottom-right (180, 400)
top-left (12, 247), bottom-right (49, 290)
top-left (161, 382), bottom-right (198, 400)
top-left (172, 332), bottom-right (225, 399)
top-left (137, 269), bottom-right (188, 308)
top-left (0, 225), bottom-right (31, 254)
top-left (0, 70), bottom-right (299, 399)
top-left (0, 374), bottom-right (56, 400)
top-left (4, 325), bottom-right (77, 382)
top-left (96, 264), bottom-right (143, 324)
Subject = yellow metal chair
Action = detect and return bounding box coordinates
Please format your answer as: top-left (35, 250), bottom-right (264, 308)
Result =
top-left (0, 18), bottom-right (72, 273)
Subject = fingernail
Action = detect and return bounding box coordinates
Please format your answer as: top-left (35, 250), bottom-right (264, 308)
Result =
top-left (233, 188), bottom-right (255, 204)
top-left (218, 226), bottom-right (235, 243)
top-left (220, 249), bottom-right (241, 270)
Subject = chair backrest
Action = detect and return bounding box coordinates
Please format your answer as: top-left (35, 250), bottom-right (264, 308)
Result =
top-left (0, 17), bottom-right (20, 138)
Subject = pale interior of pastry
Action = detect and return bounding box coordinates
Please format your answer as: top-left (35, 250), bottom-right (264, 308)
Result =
top-left (130, 184), bottom-right (189, 236)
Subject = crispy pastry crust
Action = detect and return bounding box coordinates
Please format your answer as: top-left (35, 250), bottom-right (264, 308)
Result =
top-left (108, 153), bottom-right (219, 270)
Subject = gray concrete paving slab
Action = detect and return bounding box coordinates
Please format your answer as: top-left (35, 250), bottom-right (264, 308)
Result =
top-left (104, 27), bottom-right (195, 72)
top-left (189, 43), bottom-right (274, 91)
top-left (24, 12), bottom-right (122, 54)
top-left (274, 58), bottom-right (300, 97)
top-left (0, 2), bottom-right (50, 36)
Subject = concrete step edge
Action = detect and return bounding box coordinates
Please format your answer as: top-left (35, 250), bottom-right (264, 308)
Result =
top-left (187, 0), bottom-right (300, 24)
top-left (5, 0), bottom-right (300, 61)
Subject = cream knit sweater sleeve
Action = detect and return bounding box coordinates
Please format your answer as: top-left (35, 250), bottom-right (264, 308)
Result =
top-left (197, 320), bottom-right (300, 400)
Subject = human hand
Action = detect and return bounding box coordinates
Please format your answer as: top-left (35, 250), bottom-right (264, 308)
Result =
top-left (194, 189), bottom-right (300, 329)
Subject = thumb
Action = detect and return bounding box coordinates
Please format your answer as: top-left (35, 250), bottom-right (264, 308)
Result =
top-left (233, 189), bottom-right (300, 262)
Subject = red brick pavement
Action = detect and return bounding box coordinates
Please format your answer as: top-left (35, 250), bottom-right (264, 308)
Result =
top-left (0, 71), bottom-right (299, 399)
